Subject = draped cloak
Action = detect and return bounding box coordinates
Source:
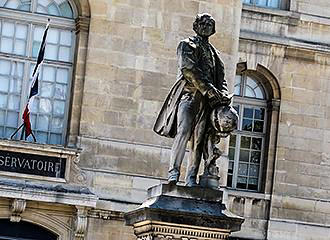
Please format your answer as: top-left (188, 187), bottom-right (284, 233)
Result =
top-left (153, 36), bottom-right (228, 138)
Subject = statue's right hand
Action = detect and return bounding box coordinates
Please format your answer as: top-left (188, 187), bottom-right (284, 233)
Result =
top-left (207, 87), bottom-right (223, 101)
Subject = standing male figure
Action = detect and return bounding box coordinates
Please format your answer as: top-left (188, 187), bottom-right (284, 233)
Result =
top-left (153, 13), bottom-right (231, 186)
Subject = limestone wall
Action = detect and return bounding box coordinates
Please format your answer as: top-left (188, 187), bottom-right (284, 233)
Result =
top-left (77, 0), bottom-right (242, 208)
top-left (291, 0), bottom-right (330, 18)
top-left (238, 4), bottom-right (330, 240)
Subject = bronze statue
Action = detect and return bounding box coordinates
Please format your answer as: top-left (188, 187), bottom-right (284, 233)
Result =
top-left (154, 13), bottom-right (237, 187)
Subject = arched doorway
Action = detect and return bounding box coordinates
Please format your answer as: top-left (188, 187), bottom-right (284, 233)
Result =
top-left (0, 219), bottom-right (57, 240)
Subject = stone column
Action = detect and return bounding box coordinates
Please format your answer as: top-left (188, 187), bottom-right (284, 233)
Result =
top-left (125, 184), bottom-right (244, 240)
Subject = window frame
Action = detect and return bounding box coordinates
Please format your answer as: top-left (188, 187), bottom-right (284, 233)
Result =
top-left (0, 1), bottom-right (77, 145)
top-left (242, 0), bottom-right (290, 10)
top-left (228, 73), bottom-right (269, 192)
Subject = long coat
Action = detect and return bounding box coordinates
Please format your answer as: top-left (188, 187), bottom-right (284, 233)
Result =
top-left (153, 36), bottom-right (228, 138)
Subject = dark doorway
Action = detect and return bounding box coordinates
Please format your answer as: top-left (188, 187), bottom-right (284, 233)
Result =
top-left (0, 219), bottom-right (58, 240)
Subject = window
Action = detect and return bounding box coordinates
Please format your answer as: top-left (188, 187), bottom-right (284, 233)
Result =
top-left (243, 0), bottom-right (281, 9)
top-left (227, 74), bottom-right (268, 191)
top-left (0, 0), bottom-right (76, 145)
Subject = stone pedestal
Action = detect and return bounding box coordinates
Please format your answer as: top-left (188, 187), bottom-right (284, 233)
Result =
top-left (125, 184), bottom-right (244, 240)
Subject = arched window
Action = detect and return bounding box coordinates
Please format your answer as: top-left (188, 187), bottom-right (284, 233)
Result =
top-left (0, 0), bottom-right (76, 145)
top-left (227, 73), bottom-right (268, 191)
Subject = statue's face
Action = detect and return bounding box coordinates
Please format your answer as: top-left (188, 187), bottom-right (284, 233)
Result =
top-left (196, 17), bottom-right (215, 37)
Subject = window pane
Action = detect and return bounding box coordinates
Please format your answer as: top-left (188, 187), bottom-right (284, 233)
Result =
top-left (251, 151), bottom-right (261, 164)
top-left (50, 133), bottom-right (62, 144)
top-left (56, 68), bottom-right (68, 83)
top-left (33, 26), bottom-right (43, 41)
top-left (228, 161), bottom-right (234, 174)
top-left (227, 174), bottom-right (233, 187)
top-left (36, 131), bottom-right (48, 143)
top-left (254, 120), bottom-right (264, 133)
top-left (241, 136), bottom-right (251, 149)
top-left (239, 150), bottom-right (249, 163)
top-left (0, 75), bottom-right (9, 92)
top-left (249, 165), bottom-right (259, 177)
top-left (36, 0), bottom-right (74, 18)
top-left (252, 138), bottom-right (262, 150)
top-left (242, 119), bottom-right (252, 131)
top-left (54, 100), bottom-right (65, 115)
top-left (45, 44), bottom-right (58, 60)
top-left (51, 117), bottom-right (63, 133)
top-left (238, 163), bottom-right (248, 175)
top-left (255, 108), bottom-right (265, 120)
top-left (48, 28), bottom-right (59, 44)
top-left (237, 177), bottom-right (247, 189)
top-left (1, 38), bottom-right (13, 53)
top-left (0, 110), bottom-right (4, 125)
top-left (229, 148), bottom-right (235, 160)
top-left (248, 178), bottom-right (258, 191)
top-left (268, 0), bottom-right (279, 8)
top-left (5, 127), bottom-right (16, 138)
top-left (6, 111), bottom-right (18, 127)
top-left (0, 60), bottom-right (11, 74)
top-left (30, 98), bottom-right (39, 113)
top-left (54, 84), bottom-right (66, 100)
top-left (40, 82), bottom-right (54, 97)
top-left (59, 1), bottom-right (73, 18)
top-left (32, 41), bottom-right (40, 57)
top-left (39, 98), bottom-right (52, 114)
top-left (60, 30), bottom-right (72, 46)
top-left (1, 0), bottom-right (31, 11)
top-left (255, 87), bottom-right (264, 99)
top-left (256, 0), bottom-right (267, 6)
top-left (243, 108), bottom-right (253, 118)
top-left (16, 24), bottom-right (28, 39)
top-left (14, 39), bottom-right (26, 55)
top-left (59, 46), bottom-right (70, 62)
top-left (8, 95), bottom-right (20, 110)
top-left (245, 86), bottom-right (255, 98)
top-left (43, 66), bottom-right (56, 82)
top-left (234, 75), bottom-right (241, 96)
top-left (48, 3), bottom-right (60, 16)
top-left (30, 114), bottom-right (36, 129)
top-left (36, 115), bottom-right (49, 131)
top-left (0, 93), bottom-right (7, 107)
top-left (229, 134), bottom-right (236, 147)
top-left (2, 22), bottom-right (14, 37)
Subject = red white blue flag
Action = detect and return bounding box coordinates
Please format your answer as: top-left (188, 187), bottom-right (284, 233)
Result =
top-left (22, 20), bottom-right (50, 139)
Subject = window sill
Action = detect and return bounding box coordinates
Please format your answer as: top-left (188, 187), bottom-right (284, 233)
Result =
top-left (226, 188), bottom-right (271, 200)
top-left (242, 4), bottom-right (293, 18)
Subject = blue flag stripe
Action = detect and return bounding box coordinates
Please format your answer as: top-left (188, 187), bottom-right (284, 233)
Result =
top-left (30, 22), bottom-right (49, 98)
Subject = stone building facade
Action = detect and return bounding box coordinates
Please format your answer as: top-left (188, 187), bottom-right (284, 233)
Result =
top-left (0, 0), bottom-right (330, 239)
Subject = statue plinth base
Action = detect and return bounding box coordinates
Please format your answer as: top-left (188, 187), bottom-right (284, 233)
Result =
top-left (124, 183), bottom-right (244, 240)
top-left (199, 174), bottom-right (220, 189)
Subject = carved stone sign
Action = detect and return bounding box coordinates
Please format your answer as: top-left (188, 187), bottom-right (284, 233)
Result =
top-left (0, 150), bottom-right (66, 178)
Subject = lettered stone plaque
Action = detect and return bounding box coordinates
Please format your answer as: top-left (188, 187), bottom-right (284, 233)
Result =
top-left (0, 150), bottom-right (66, 178)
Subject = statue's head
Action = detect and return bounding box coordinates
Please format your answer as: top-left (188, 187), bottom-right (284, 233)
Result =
top-left (193, 13), bottom-right (216, 37)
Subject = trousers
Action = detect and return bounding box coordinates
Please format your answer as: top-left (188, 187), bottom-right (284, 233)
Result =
top-left (168, 92), bottom-right (208, 185)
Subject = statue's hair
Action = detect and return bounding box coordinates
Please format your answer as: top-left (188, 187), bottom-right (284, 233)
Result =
top-left (193, 13), bottom-right (216, 35)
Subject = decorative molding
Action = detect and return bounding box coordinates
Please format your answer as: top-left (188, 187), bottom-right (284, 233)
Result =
top-left (75, 16), bottom-right (90, 33)
top-left (133, 221), bottom-right (230, 240)
top-left (88, 209), bottom-right (124, 220)
top-left (74, 206), bottom-right (89, 240)
top-left (70, 154), bottom-right (88, 185)
top-left (10, 199), bottom-right (26, 222)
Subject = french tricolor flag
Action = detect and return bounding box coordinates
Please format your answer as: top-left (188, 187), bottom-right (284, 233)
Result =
top-left (22, 20), bottom-right (50, 140)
